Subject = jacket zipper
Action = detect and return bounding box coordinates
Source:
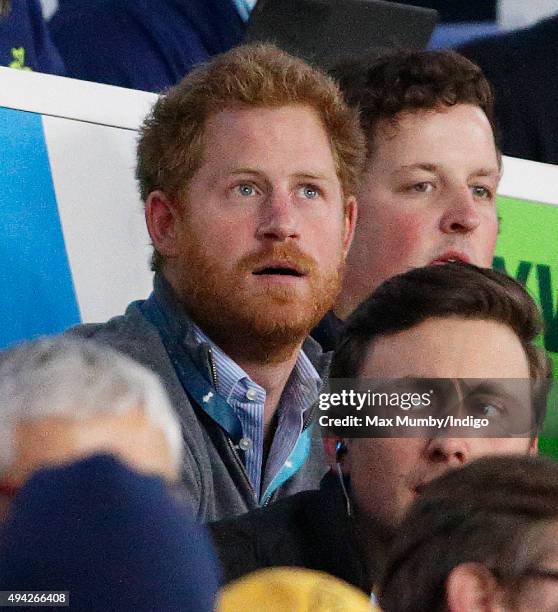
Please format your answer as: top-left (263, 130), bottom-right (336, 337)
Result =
top-left (208, 346), bottom-right (218, 388)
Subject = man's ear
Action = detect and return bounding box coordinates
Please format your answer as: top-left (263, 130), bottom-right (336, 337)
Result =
top-left (322, 436), bottom-right (339, 466)
top-left (446, 563), bottom-right (505, 612)
top-left (144, 190), bottom-right (183, 258)
top-left (322, 436), bottom-right (349, 472)
top-left (342, 196), bottom-right (357, 260)
top-left (529, 436), bottom-right (538, 455)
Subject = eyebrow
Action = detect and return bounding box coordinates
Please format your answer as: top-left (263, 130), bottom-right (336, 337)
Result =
top-left (229, 168), bottom-right (265, 178)
top-left (469, 168), bottom-right (501, 180)
top-left (228, 169), bottom-right (332, 182)
top-left (395, 163), bottom-right (438, 173)
top-left (457, 380), bottom-right (525, 401)
top-left (293, 172), bottom-right (332, 183)
top-left (395, 163), bottom-right (500, 178)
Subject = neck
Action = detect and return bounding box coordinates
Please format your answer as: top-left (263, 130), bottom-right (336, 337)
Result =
top-left (333, 282), bottom-right (362, 320)
top-left (332, 302), bottom-right (349, 321)
top-left (335, 266), bottom-right (383, 320)
top-left (352, 508), bottom-right (396, 587)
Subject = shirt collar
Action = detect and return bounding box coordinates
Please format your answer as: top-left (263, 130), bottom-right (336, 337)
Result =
top-left (191, 323), bottom-right (251, 401)
top-left (191, 322), bottom-right (320, 408)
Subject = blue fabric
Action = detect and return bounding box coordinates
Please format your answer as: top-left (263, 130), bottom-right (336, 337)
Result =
top-left (139, 292), bottom-right (244, 444)
top-left (0, 455), bottom-right (220, 611)
top-left (49, 0), bottom-right (245, 92)
top-left (428, 22), bottom-right (500, 49)
top-left (0, 107), bottom-right (80, 350)
top-left (0, 0), bottom-right (65, 74)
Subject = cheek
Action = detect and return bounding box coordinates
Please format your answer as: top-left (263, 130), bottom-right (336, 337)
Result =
top-left (307, 218), bottom-right (346, 262)
top-left (471, 438), bottom-right (532, 457)
top-left (349, 443), bottom-right (401, 501)
top-left (365, 209), bottom-right (432, 271)
top-left (202, 220), bottom-right (254, 258)
top-left (479, 216), bottom-right (499, 265)
top-left (391, 211), bottom-right (430, 252)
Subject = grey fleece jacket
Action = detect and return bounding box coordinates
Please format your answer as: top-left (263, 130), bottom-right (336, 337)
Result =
top-left (68, 274), bottom-right (330, 522)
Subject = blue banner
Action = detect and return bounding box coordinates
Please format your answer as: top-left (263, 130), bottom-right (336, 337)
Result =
top-left (0, 106), bottom-right (80, 348)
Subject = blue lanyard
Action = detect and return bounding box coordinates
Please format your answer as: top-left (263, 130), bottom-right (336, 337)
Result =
top-left (140, 293), bottom-right (243, 444)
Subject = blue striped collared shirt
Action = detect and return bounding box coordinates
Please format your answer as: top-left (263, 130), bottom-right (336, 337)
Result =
top-left (192, 324), bottom-right (320, 500)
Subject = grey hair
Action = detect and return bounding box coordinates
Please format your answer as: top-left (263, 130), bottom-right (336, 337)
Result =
top-left (0, 336), bottom-right (183, 478)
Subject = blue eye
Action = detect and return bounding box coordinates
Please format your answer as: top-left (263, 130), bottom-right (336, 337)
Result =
top-left (237, 184), bottom-right (256, 196)
top-left (300, 185), bottom-right (319, 199)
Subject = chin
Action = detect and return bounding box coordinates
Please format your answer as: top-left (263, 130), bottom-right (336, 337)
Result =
top-left (249, 309), bottom-right (318, 340)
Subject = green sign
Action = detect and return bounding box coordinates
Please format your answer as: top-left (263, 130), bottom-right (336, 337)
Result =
top-left (494, 195), bottom-right (558, 455)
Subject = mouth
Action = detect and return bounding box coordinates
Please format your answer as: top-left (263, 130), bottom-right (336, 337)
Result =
top-left (429, 251), bottom-right (471, 266)
top-left (252, 262), bottom-right (307, 278)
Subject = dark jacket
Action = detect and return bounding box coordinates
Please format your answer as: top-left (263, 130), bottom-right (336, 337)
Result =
top-left (69, 274), bottom-right (330, 522)
top-left (459, 15), bottom-right (558, 165)
top-left (0, 455), bottom-right (219, 611)
top-left (209, 471), bottom-right (370, 592)
top-left (311, 310), bottom-right (345, 353)
top-left (50, 0), bottom-right (244, 92)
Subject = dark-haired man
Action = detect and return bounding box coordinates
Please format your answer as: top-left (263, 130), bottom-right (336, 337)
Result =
top-left (380, 454), bottom-right (558, 612)
top-left (313, 49), bottom-right (501, 350)
top-left (211, 263), bottom-right (551, 593)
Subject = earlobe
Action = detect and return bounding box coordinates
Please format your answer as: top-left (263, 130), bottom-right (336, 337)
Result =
top-left (322, 436), bottom-right (339, 466)
top-left (342, 196), bottom-right (358, 258)
top-left (144, 190), bottom-right (182, 258)
top-left (446, 563), bottom-right (504, 612)
top-left (322, 436), bottom-right (348, 469)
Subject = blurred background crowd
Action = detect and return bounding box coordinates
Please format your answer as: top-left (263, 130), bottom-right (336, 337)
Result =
top-left (2, 0), bottom-right (557, 164)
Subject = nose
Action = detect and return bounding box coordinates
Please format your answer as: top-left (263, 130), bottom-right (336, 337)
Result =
top-left (256, 190), bottom-right (299, 242)
top-left (425, 437), bottom-right (470, 468)
top-left (439, 189), bottom-right (481, 234)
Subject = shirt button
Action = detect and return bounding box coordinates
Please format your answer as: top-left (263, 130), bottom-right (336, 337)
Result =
top-left (238, 437), bottom-right (252, 451)
top-left (245, 388), bottom-right (258, 401)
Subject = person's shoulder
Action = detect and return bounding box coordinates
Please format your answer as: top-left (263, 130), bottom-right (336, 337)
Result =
top-left (460, 15), bottom-right (558, 61)
top-left (67, 300), bottom-right (153, 344)
top-left (209, 488), bottom-right (326, 584)
top-left (211, 488), bottom-right (322, 541)
top-left (0, 455), bottom-right (220, 611)
top-left (65, 301), bottom-right (174, 378)
top-left (52, 0), bottom-right (137, 22)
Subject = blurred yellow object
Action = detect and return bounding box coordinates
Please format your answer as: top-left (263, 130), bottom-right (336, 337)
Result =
top-left (217, 567), bottom-right (380, 611)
